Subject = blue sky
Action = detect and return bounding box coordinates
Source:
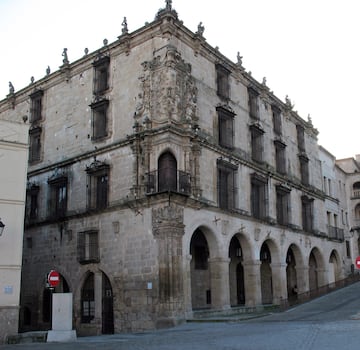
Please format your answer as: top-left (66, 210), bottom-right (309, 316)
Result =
top-left (1, 0), bottom-right (359, 159)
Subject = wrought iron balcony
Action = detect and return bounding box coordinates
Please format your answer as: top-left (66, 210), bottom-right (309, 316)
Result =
top-left (145, 170), bottom-right (191, 195)
top-left (328, 225), bottom-right (344, 241)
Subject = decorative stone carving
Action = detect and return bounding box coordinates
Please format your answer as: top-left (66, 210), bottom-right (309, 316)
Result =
top-left (8, 82), bottom-right (14, 94)
top-left (62, 48), bottom-right (69, 64)
top-left (196, 22), bottom-right (205, 37)
top-left (121, 17), bottom-right (128, 35)
top-left (136, 46), bottom-right (197, 128)
top-left (152, 204), bottom-right (184, 234)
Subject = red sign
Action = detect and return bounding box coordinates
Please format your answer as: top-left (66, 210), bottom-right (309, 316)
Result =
top-left (48, 270), bottom-right (60, 288)
top-left (355, 256), bottom-right (360, 269)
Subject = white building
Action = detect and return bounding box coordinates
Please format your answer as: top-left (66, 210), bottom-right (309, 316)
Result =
top-left (0, 118), bottom-right (29, 343)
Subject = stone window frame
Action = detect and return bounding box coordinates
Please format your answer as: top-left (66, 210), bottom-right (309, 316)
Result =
top-left (301, 195), bottom-right (314, 232)
top-left (92, 56), bottom-right (110, 96)
top-left (216, 63), bottom-right (231, 100)
top-left (86, 162), bottom-right (110, 211)
top-left (276, 184), bottom-right (291, 226)
top-left (250, 123), bottom-right (264, 163)
top-left (77, 230), bottom-right (100, 265)
top-left (90, 98), bottom-right (109, 140)
top-left (47, 176), bottom-right (67, 220)
top-left (248, 87), bottom-right (259, 120)
top-left (251, 173), bottom-right (268, 220)
top-left (272, 105), bottom-right (282, 135)
top-left (29, 126), bottom-right (42, 163)
top-left (217, 106), bottom-right (235, 149)
top-left (217, 159), bottom-right (238, 211)
top-left (29, 89), bottom-right (44, 123)
top-left (274, 139), bottom-right (286, 175)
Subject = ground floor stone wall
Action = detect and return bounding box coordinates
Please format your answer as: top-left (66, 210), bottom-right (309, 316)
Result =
top-left (19, 202), bottom-right (350, 336)
top-left (0, 306), bottom-right (19, 344)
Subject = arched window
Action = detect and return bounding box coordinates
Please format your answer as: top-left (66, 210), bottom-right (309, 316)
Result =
top-left (158, 152), bottom-right (177, 192)
top-left (81, 273), bottom-right (95, 323)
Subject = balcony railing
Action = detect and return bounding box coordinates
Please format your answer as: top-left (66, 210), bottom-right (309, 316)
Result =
top-left (328, 225), bottom-right (344, 241)
top-left (352, 190), bottom-right (360, 198)
top-left (145, 170), bottom-right (191, 195)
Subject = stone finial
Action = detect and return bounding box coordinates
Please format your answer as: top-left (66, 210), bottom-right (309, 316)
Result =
top-left (196, 22), bottom-right (205, 36)
top-left (30, 76), bottom-right (35, 84)
top-left (121, 17), bottom-right (128, 34)
top-left (285, 95), bottom-right (293, 109)
top-left (62, 48), bottom-right (69, 64)
top-left (84, 48), bottom-right (89, 56)
top-left (165, 0), bottom-right (172, 10)
top-left (307, 114), bottom-right (313, 127)
top-left (103, 38), bottom-right (108, 46)
top-left (262, 77), bottom-right (267, 86)
top-left (8, 81), bottom-right (14, 94)
top-left (46, 66), bottom-right (51, 75)
top-left (237, 52), bottom-right (243, 66)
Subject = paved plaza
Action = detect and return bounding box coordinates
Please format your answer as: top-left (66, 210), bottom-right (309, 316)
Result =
top-left (3, 282), bottom-right (360, 350)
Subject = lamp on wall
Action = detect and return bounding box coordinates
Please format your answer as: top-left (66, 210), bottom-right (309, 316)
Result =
top-left (0, 219), bottom-right (5, 236)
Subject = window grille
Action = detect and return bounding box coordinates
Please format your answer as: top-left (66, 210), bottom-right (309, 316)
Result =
top-left (48, 177), bottom-right (67, 219)
top-left (217, 106), bottom-right (235, 149)
top-left (29, 127), bottom-right (42, 162)
top-left (90, 99), bottom-right (109, 140)
top-left (78, 231), bottom-right (99, 264)
top-left (29, 90), bottom-right (43, 123)
top-left (93, 56), bottom-right (110, 95)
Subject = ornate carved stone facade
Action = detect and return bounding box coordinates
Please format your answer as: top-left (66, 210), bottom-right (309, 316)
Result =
top-left (0, 1), bottom-right (358, 338)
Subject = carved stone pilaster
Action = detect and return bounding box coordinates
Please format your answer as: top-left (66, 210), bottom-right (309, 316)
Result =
top-left (152, 205), bottom-right (185, 321)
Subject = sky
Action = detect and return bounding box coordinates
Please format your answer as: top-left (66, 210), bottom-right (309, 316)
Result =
top-left (1, 0), bottom-right (359, 159)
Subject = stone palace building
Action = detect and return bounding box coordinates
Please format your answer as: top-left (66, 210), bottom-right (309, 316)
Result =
top-left (0, 1), bottom-right (359, 337)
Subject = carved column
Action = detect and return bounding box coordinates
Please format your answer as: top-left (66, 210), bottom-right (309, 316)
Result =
top-left (94, 271), bottom-right (103, 333)
top-left (243, 259), bottom-right (262, 306)
top-left (208, 257), bottom-right (231, 309)
top-left (295, 266), bottom-right (309, 302)
top-left (271, 263), bottom-right (288, 305)
top-left (191, 142), bottom-right (202, 198)
top-left (152, 205), bottom-right (185, 325)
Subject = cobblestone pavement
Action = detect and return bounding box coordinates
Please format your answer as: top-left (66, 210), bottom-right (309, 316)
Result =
top-left (3, 282), bottom-right (360, 350)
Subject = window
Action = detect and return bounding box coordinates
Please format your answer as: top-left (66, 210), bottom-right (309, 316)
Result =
top-left (26, 184), bottom-right (39, 222)
top-left (217, 106), bottom-right (234, 149)
top-left (217, 159), bottom-right (237, 210)
top-left (299, 154), bottom-right (309, 185)
top-left (29, 127), bottom-right (42, 162)
top-left (158, 152), bottom-right (177, 192)
top-left (216, 63), bottom-right (230, 99)
top-left (86, 162), bottom-right (109, 210)
top-left (78, 230), bottom-right (99, 264)
top-left (81, 273), bottom-right (95, 323)
top-left (346, 240), bottom-right (351, 258)
top-left (90, 99), bottom-right (109, 140)
top-left (145, 153), bottom-right (191, 195)
top-left (276, 185), bottom-right (290, 226)
top-left (301, 196), bottom-right (314, 232)
top-left (93, 56), bottom-right (110, 95)
top-left (48, 177), bottom-right (67, 219)
top-left (296, 125), bottom-right (305, 152)
top-left (274, 140), bottom-right (286, 174)
top-left (251, 173), bottom-right (268, 220)
top-left (248, 88), bottom-right (259, 119)
top-left (272, 105), bottom-right (282, 135)
top-left (29, 90), bottom-right (44, 123)
top-left (250, 124), bottom-right (264, 162)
